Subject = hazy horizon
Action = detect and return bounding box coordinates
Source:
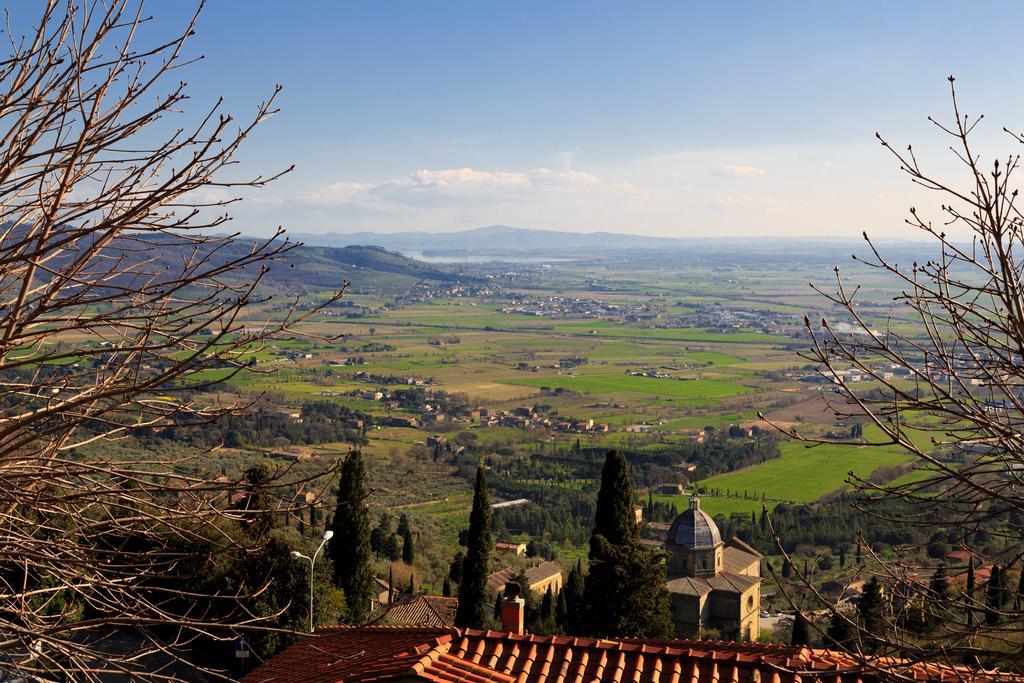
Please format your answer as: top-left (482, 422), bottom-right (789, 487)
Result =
top-left (121, 1), bottom-right (1024, 240)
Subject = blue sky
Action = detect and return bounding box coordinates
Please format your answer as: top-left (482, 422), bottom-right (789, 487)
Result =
top-left (153, 1), bottom-right (1024, 237)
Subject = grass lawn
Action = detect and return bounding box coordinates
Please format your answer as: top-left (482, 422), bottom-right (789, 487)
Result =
top-left (698, 440), bottom-right (916, 504)
top-left (652, 493), bottom-right (768, 518)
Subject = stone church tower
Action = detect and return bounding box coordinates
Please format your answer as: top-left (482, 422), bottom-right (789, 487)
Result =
top-left (667, 496), bottom-right (724, 577)
top-left (664, 496), bottom-right (763, 640)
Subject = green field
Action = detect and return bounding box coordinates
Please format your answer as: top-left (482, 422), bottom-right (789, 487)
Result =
top-left (508, 373), bottom-right (755, 400)
top-left (699, 440), bottom-right (917, 503)
top-left (653, 493), bottom-right (767, 518)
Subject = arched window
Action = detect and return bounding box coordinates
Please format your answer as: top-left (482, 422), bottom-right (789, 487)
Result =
top-left (747, 595), bottom-right (754, 610)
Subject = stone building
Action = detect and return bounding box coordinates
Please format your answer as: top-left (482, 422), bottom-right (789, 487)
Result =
top-left (664, 496), bottom-right (762, 640)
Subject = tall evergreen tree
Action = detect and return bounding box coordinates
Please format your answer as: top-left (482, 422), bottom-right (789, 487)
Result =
top-left (449, 550), bottom-right (465, 584)
top-left (591, 451), bottom-right (637, 545)
top-left (442, 578), bottom-right (453, 597)
top-left (456, 466), bottom-right (492, 629)
top-left (826, 611), bottom-right (854, 649)
top-left (370, 512), bottom-right (392, 556)
top-left (582, 450), bottom-right (673, 638)
top-left (330, 451), bottom-right (374, 624)
top-left (397, 512), bottom-right (411, 537)
top-left (402, 526), bottom-right (415, 565)
top-left (1016, 564), bottom-right (1024, 611)
top-left (966, 556), bottom-right (976, 627)
top-left (838, 544), bottom-right (847, 568)
top-left (857, 577), bottom-right (884, 651)
top-left (985, 564), bottom-right (1006, 625)
top-left (929, 563), bottom-right (949, 601)
top-left (555, 590), bottom-right (569, 631)
top-left (383, 533), bottom-right (401, 561)
top-left (535, 586), bottom-right (555, 634)
top-left (790, 611), bottom-right (810, 646)
top-left (562, 559), bottom-right (586, 633)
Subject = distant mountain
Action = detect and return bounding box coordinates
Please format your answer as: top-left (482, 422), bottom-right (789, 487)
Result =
top-left (288, 225), bottom-right (685, 254)
top-left (284, 225), bottom-right (933, 265)
top-left (283, 244), bottom-right (470, 285)
top-left (32, 232), bottom-right (474, 296)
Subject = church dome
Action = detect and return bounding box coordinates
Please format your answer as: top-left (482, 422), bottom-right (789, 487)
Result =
top-left (666, 496), bottom-right (722, 550)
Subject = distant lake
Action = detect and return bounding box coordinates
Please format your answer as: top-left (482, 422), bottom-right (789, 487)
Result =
top-left (402, 250), bottom-right (577, 264)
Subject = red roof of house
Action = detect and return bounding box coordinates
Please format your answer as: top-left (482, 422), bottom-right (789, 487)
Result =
top-left (379, 596), bottom-right (459, 628)
top-left (240, 626), bottom-right (1020, 683)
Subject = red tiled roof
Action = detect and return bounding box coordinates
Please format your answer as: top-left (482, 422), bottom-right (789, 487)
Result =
top-left (241, 626), bottom-right (453, 683)
top-left (241, 627), bottom-right (1021, 683)
top-left (382, 596), bottom-right (459, 628)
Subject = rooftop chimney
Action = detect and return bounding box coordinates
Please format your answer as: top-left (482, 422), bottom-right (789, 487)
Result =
top-left (500, 581), bottom-right (525, 634)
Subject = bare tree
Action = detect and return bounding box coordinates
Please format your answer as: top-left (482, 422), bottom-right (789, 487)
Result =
top-left (0, 2), bottom-right (345, 680)
top-left (765, 77), bottom-right (1024, 672)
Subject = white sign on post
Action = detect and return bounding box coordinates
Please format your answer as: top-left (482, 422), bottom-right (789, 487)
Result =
top-left (235, 636), bottom-right (250, 659)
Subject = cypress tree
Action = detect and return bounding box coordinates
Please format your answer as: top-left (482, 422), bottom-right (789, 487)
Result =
top-left (966, 556), bottom-right (976, 627)
top-left (449, 551), bottom-right (465, 583)
top-left (929, 563), bottom-right (949, 601)
top-left (826, 611), bottom-right (853, 649)
top-left (238, 463), bottom-right (274, 541)
top-left (443, 578), bottom-right (452, 597)
top-left (838, 544), bottom-right (846, 568)
top-left (563, 559), bottom-right (586, 633)
top-left (555, 590), bottom-right (569, 630)
top-left (383, 533), bottom-right (401, 561)
top-left (1016, 564), bottom-right (1024, 611)
top-left (541, 586), bottom-right (554, 622)
top-left (583, 450), bottom-right (673, 638)
top-left (402, 526), bottom-right (415, 565)
top-left (456, 466), bottom-right (492, 629)
top-left (985, 564), bottom-right (1006, 625)
top-left (790, 611), bottom-right (810, 646)
top-left (370, 512), bottom-right (391, 556)
top-left (397, 512), bottom-right (411, 537)
top-left (408, 573), bottom-right (416, 595)
top-left (591, 451), bottom-right (638, 545)
top-left (330, 451), bottom-right (374, 624)
top-left (857, 577), bottom-right (884, 650)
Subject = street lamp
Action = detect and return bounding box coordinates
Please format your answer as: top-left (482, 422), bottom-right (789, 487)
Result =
top-left (290, 529), bottom-right (334, 633)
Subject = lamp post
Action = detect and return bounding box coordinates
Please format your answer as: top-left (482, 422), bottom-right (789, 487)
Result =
top-left (290, 529), bottom-right (334, 633)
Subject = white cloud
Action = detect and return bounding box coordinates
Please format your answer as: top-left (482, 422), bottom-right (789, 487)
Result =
top-left (300, 166), bottom-right (631, 207)
top-left (302, 181), bottom-right (373, 204)
top-left (715, 165), bottom-right (767, 177)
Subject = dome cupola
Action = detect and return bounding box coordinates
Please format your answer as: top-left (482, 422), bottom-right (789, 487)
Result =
top-left (667, 495), bottom-right (722, 550)
top-left (665, 495), bottom-right (724, 578)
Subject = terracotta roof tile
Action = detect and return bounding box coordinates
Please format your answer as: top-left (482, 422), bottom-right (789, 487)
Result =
top-left (242, 627), bottom-right (1022, 683)
top-left (380, 596), bottom-right (459, 628)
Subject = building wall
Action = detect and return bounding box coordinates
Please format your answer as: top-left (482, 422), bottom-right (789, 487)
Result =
top-left (737, 585), bottom-right (760, 641)
top-left (668, 592), bottom-right (707, 637)
top-left (668, 544), bottom-right (723, 578)
top-left (529, 573), bottom-right (563, 595)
